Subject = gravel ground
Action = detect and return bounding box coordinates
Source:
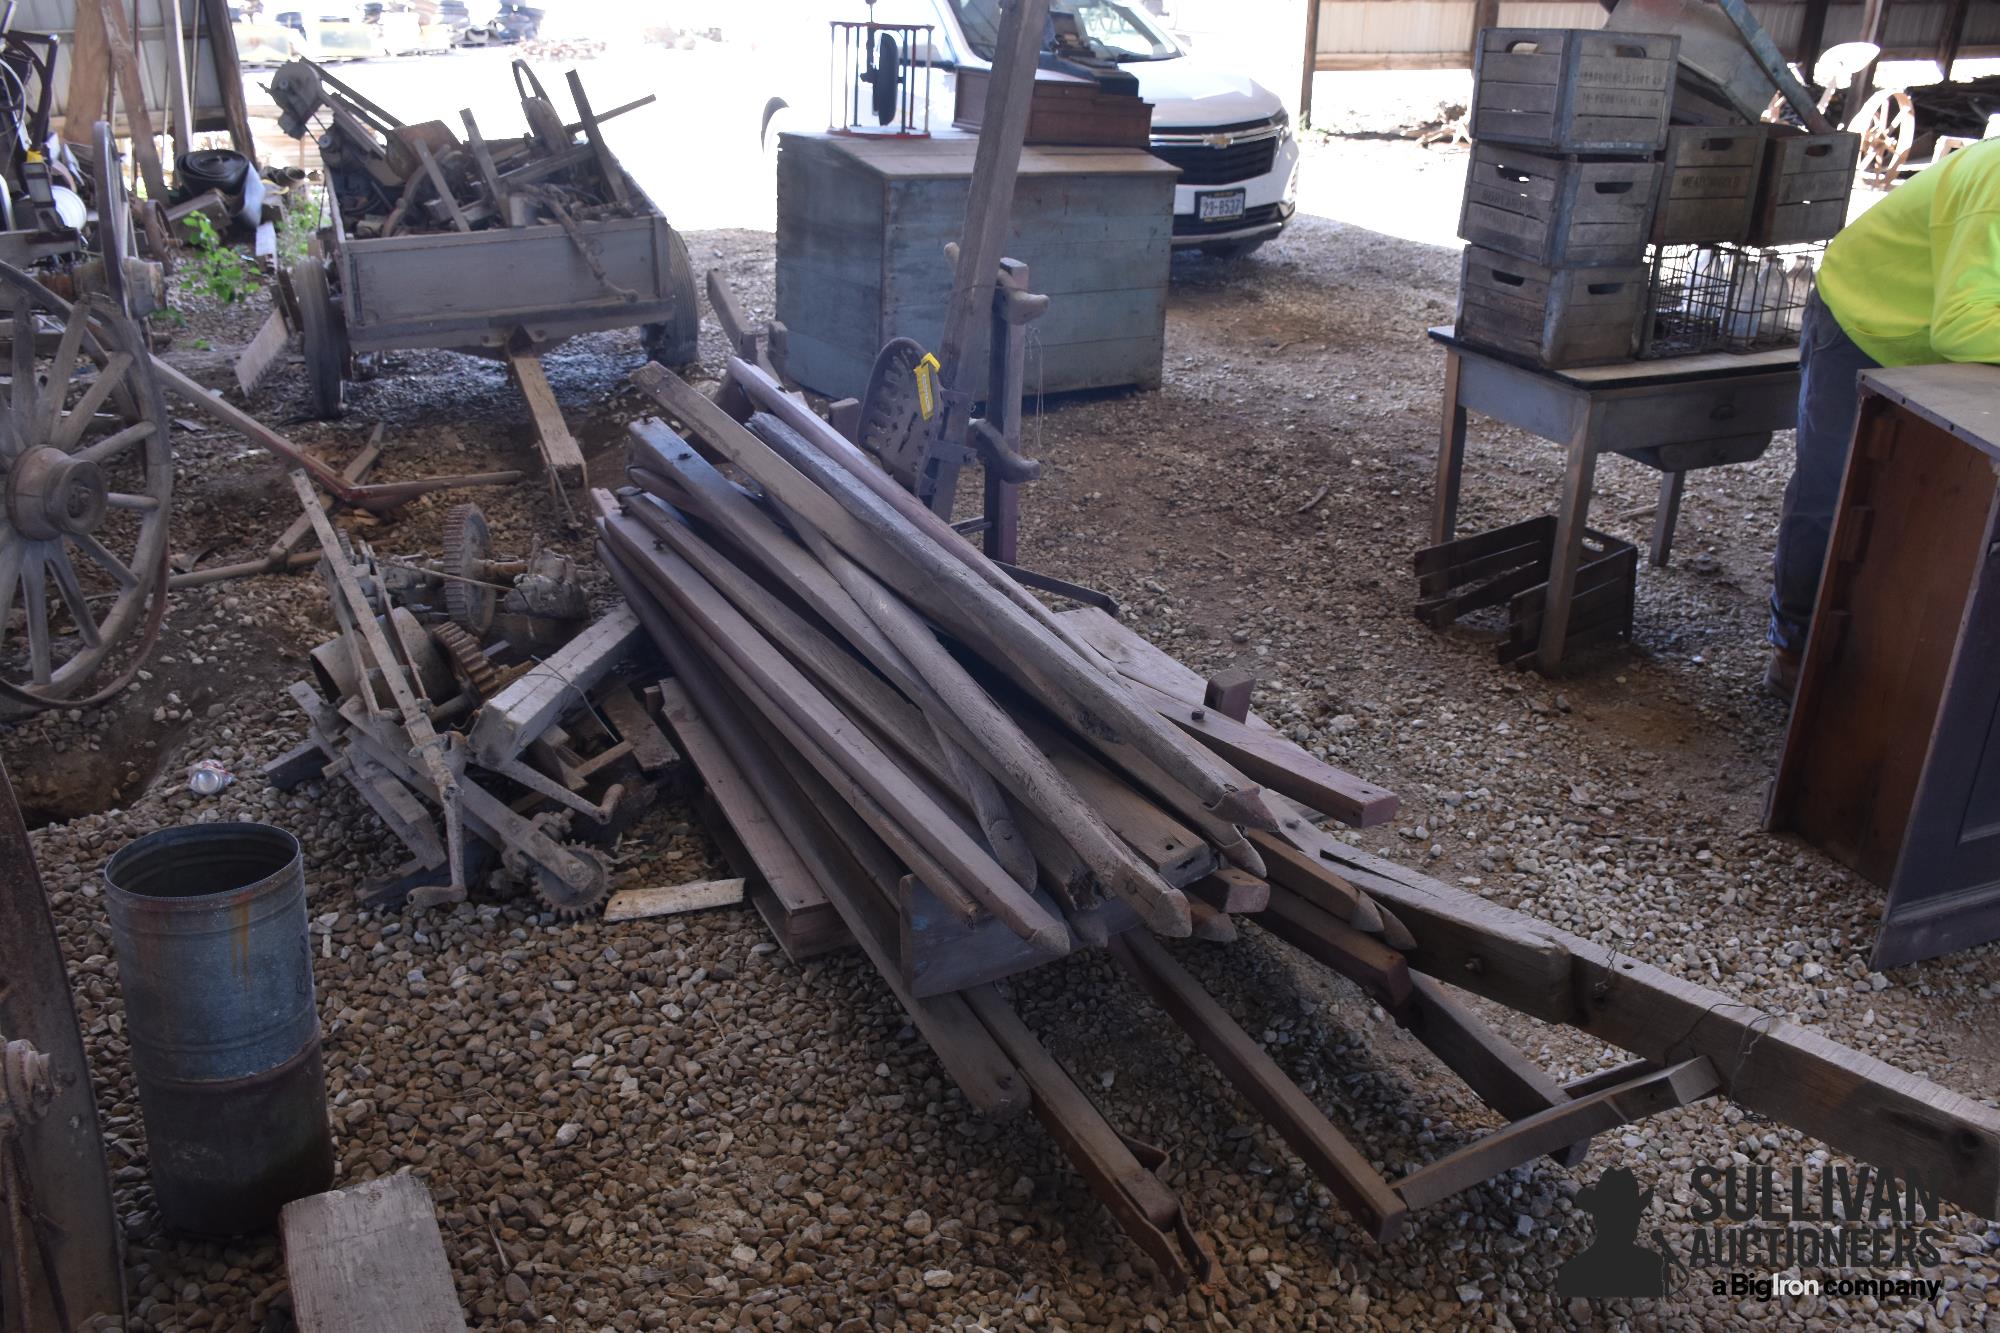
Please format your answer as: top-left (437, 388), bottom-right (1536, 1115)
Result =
top-left (9, 134), bottom-right (2000, 1332)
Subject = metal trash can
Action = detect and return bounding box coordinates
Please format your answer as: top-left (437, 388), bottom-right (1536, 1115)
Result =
top-left (104, 822), bottom-right (334, 1236)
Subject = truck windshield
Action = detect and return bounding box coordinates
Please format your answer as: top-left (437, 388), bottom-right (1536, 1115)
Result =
top-left (948, 0), bottom-right (1180, 63)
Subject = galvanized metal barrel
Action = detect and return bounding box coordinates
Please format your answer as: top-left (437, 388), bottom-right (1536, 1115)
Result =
top-left (104, 822), bottom-right (334, 1236)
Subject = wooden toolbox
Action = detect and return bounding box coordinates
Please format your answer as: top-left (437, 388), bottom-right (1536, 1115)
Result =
top-left (954, 68), bottom-right (1153, 147)
top-left (1459, 142), bottom-right (1660, 266)
top-left (1414, 516), bottom-right (1637, 667)
top-left (1652, 125), bottom-right (1762, 244)
top-left (1748, 126), bottom-right (1860, 245)
top-left (1470, 28), bottom-right (1677, 155)
top-left (1456, 244), bottom-right (1648, 369)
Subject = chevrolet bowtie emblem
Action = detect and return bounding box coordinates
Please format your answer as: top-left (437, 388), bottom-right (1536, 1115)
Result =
top-left (1204, 133), bottom-right (1233, 148)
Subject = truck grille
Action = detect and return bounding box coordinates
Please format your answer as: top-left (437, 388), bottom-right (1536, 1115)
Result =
top-left (1150, 119), bottom-right (1282, 186)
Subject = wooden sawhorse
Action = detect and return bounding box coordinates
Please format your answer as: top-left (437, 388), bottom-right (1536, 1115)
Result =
top-left (1429, 327), bottom-right (1800, 673)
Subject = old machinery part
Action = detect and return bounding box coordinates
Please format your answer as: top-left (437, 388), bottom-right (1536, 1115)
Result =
top-left (495, 550), bottom-right (588, 656)
top-left (434, 621), bottom-right (504, 699)
top-left (1855, 89), bottom-right (1916, 188)
top-left (640, 227), bottom-right (700, 366)
top-left (441, 502), bottom-right (497, 634)
top-left (0, 263), bottom-right (172, 717)
top-left (864, 30), bottom-right (903, 125)
top-left (529, 840), bottom-right (612, 920)
top-left (291, 259), bottom-right (348, 420)
top-left (858, 335), bottom-right (931, 482)
top-left (268, 60), bottom-right (329, 140)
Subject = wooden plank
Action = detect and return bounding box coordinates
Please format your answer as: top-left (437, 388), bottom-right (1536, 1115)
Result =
top-left (234, 306), bottom-right (290, 396)
top-left (1258, 885), bottom-right (1412, 1008)
top-left (617, 568), bottom-right (1027, 1117)
top-left (200, 0), bottom-right (258, 161)
top-left (162, 0), bottom-right (195, 160)
top-left (1059, 606), bottom-right (1276, 733)
top-left (504, 345), bottom-right (585, 486)
top-left (1308, 835), bottom-right (2000, 1218)
top-left (1395, 1059), bottom-right (1719, 1212)
top-left (97, 0), bottom-right (171, 201)
top-left (1120, 675), bottom-right (1398, 828)
top-left (468, 606), bottom-right (640, 766)
top-left (1395, 973), bottom-right (1589, 1167)
top-left (597, 686), bottom-right (680, 773)
top-left (282, 1173), bottom-right (466, 1333)
top-left (1187, 866), bottom-right (1269, 915)
top-left (603, 878), bottom-right (745, 922)
top-left (1109, 930), bottom-right (1408, 1241)
top-left (62, 0), bottom-right (113, 147)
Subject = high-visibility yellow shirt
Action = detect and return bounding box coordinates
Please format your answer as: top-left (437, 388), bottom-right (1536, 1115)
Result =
top-left (1819, 136), bottom-right (2000, 367)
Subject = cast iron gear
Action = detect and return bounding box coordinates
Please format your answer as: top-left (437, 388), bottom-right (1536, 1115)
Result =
top-left (532, 843), bottom-right (612, 920)
top-left (440, 503), bottom-right (497, 635)
top-left (433, 622), bottom-right (504, 699)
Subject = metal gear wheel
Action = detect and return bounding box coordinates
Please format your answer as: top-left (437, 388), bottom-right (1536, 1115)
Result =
top-left (532, 843), bottom-right (612, 920)
top-left (433, 621), bottom-right (504, 698)
top-left (440, 503), bottom-right (496, 635)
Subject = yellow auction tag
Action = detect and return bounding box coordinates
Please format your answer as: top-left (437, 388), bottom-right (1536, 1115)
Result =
top-left (913, 353), bottom-right (941, 420)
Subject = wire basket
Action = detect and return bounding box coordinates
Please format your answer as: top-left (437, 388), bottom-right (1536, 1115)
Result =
top-left (1639, 242), bottom-right (1824, 359)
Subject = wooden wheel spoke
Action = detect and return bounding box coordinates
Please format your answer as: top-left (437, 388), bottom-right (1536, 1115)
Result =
top-left (71, 531), bottom-right (138, 590)
top-left (38, 311), bottom-right (89, 444)
top-left (105, 491), bottom-right (160, 511)
top-left (6, 292), bottom-right (35, 457)
top-left (20, 546), bottom-right (50, 685)
top-left (52, 350), bottom-right (135, 452)
top-left (47, 544), bottom-right (99, 648)
top-left (74, 419), bottom-right (154, 468)
top-left (0, 541), bottom-right (21, 663)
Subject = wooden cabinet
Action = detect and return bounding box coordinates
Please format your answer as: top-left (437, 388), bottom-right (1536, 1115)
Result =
top-left (1768, 364), bottom-right (2000, 968)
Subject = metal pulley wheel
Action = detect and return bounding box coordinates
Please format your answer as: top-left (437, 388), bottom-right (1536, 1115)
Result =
top-left (0, 264), bottom-right (172, 718)
top-left (291, 259), bottom-right (348, 419)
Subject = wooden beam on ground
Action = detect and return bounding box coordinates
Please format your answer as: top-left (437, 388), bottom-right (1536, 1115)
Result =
top-left (603, 877), bottom-right (745, 922)
top-left (1187, 866), bottom-right (1270, 915)
top-left (963, 984), bottom-right (1214, 1287)
top-left (282, 1172), bottom-right (467, 1333)
top-left (505, 342), bottom-right (585, 487)
top-left (1110, 929), bottom-right (1409, 1240)
top-left (1310, 836), bottom-right (2000, 1219)
top-left (1394, 1059), bottom-right (1720, 1212)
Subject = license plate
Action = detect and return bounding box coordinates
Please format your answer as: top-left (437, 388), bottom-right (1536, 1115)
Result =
top-left (1196, 189), bottom-right (1246, 222)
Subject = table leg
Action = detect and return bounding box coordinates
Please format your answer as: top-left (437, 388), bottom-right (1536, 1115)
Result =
top-left (1651, 470), bottom-right (1686, 568)
top-left (1432, 350), bottom-right (1468, 545)
top-left (1537, 403), bottom-right (1606, 675)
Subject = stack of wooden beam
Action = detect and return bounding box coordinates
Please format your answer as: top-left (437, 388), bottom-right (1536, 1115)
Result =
top-left (586, 359), bottom-right (2000, 1283)
top-left (589, 360), bottom-right (1445, 1277)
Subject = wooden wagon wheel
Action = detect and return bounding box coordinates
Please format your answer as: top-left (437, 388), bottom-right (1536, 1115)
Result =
top-left (1855, 89), bottom-right (1916, 188)
top-left (0, 265), bottom-right (172, 715)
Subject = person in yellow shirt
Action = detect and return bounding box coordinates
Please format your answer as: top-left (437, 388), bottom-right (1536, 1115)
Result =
top-left (1767, 135), bottom-right (2000, 694)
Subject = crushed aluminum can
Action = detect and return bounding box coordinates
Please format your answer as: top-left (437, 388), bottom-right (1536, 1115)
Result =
top-left (186, 760), bottom-right (235, 797)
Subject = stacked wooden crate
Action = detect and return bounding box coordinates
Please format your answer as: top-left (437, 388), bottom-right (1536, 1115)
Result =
top-left (1456, 28), bottom-right (1678, 368)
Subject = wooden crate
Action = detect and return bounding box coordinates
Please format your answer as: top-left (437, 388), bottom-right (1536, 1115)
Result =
top-left (1652, 125), bottom-right (1762, 244)
top-left (1459, 142), bottom-right (1659, 266)
top-left (954, 68), bottom-right (1153, 147)
top-left (1748, 127), bottom-right (1860, 246)
top-left (1414, 516), bottom-right (1637, 667)
top-left (1470, 28), bottom-right (1677, 155)
top-left (775, 131), bottom-right (1175, 401)
top-left (1456, 245), bottom-right (1648, 369)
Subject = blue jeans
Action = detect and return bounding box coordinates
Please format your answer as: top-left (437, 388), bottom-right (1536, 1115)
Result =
top-left (1768, 291), bottom-right (1880, 654)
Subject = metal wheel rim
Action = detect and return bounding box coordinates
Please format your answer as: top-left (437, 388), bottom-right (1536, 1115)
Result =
top-left (1856, 90), bottom-right (1915, 188)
